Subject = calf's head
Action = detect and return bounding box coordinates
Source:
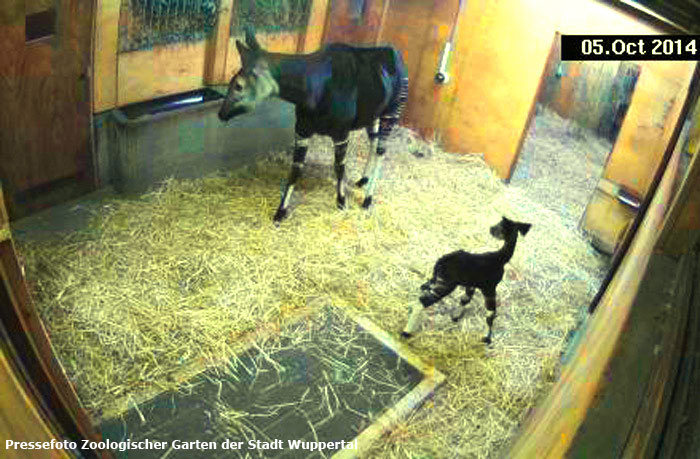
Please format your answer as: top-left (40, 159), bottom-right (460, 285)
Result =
top-left (490, 217), bottom-right (532, 240)
top-left (218, 28), bottom-right (279, 121)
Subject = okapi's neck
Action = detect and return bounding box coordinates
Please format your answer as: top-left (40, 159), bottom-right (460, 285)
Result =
top-left (496, 234), bottom-right (519, 265)
top-left (264, 52), bottom-right (311, 107)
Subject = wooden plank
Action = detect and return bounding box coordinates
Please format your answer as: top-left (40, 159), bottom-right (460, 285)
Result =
top-left (299, 0), bottom-right (331, 52)
top-left (660, 146), bottom-right (700, 256)
top-left (656, 247), bottom-right (700, 457)
top-left (621, 250), bottom-right (694, 458)
top-left (0, 5), bottom-right (27, 212)
top-left (504, 121), bottom-right (682, 458)
top-left (660, 65), bottom-right (700, 256)
top-left (0, 343), bottom-right (72, 459)
top-left (563, 252), bottom-right (680, 457)
top-left (0, 183), bottom-right (9, 242)
top-left (688, 99), bottom-right (700, 156)
top-left (581, 186), bottom-right (636, 255)
top-left (204, 0), bottom-right (233, 85)
top-left (603, 63), bottom-right (693, 197)
top-left (117, 42), bottom-right (208, 106)
top-left (93, 0), bottom-right (120, 113)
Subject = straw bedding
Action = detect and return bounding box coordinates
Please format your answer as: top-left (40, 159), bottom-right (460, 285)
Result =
top-left (510, 105), bottom-right (613, 233)
top-left (17, 123), bottom-right (609, 458)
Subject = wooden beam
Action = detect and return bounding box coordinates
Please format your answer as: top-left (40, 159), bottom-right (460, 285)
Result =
top-left (621, 250), bottom-right (694, 457)
top-left (205, 0), bottom-right (233, 85)
top-left (299, 0), bottom-right (330, 53)
top-left (659, 62), bottom-right (700, 256)
top-left (374, 0), bottom-right (390, 45)
top-left (93, 0), bottom-right (119, 113)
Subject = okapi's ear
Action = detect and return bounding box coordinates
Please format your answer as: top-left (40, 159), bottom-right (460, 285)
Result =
top-left (236, 40), bottom-right (251, 65)
top-left (244, 25), bottom-right (262, 52)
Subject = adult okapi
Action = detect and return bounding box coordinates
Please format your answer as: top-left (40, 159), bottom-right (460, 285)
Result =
top-left (218, 28), bottom-right (408, 224)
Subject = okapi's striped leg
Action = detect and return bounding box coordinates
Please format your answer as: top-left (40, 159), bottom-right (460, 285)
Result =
top-left (274, 133), bottom-right (309, 224)
top-left (333, 136), bottom-right (350, 209)
top-left (357, 119), bottom-right (380, 189)
top-left (362, 115), bottom-right (397, 208)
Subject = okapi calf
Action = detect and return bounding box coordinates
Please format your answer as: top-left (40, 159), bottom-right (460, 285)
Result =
top-left (401, 217), bottom-right (532, 344)
top-left (218, 27), bottom-right (409, 224)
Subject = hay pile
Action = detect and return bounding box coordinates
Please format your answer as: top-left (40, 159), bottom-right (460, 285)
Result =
top-left (17, 125), bottom-right (609, 458)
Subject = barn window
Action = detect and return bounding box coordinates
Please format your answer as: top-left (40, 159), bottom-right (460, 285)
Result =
top-left (119, 0), bottom-right (221, 52)
top-left (25, 8), bottom-right (56, 43)
top-left (230, 0), bottom-right (312, 34)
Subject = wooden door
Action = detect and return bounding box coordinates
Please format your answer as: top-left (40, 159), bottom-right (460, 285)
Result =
top-left (0, 0), bottom-right (95, 220)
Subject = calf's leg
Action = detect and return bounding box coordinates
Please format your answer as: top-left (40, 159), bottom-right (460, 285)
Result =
top-left (483, 296), bottom-right (498, 344)
top-left (451, 286), bottom-right (475, 323)
top-left (459, 286), bottom-right (476, 306)
top-left (401, 276), bottom-right (455, 338)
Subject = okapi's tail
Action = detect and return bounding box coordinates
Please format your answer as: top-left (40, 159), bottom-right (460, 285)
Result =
top-left (395, 76), bottom-right (409, 120)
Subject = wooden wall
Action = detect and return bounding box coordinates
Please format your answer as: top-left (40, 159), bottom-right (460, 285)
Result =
top-left (93, 0), bottom-right (330, 111)
top-left (660, 134), bottom-right (700, 256)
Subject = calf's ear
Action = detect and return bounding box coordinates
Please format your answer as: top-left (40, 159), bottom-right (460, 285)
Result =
top-left (518, 223), bottom-right (532, 236)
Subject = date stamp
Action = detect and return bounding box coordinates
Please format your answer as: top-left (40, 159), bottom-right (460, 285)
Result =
top-left (561, 35), bottom-right (699, 61)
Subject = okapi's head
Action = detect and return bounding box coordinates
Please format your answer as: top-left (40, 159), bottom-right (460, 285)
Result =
top-left (218, 28), bottom-right (280, 121)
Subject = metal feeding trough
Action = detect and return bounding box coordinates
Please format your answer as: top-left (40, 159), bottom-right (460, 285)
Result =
top-left (109, 87), bottom-right (295, 194)
top-left (99, 307), bottom-right (445, 458)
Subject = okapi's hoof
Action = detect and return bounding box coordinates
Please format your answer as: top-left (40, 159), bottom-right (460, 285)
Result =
top-left (362, 196), bottom-right (373, 209)
top-left (356, 177), bottom-right (368, 187)
top-left (400, 331), bottom-right (413, 339)
top-left (273, 207), bottom-right (288, 224)
top-left (481, 336), bottom-right (492, 345)
top-left (336, 196), bottom-right (346, 210)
